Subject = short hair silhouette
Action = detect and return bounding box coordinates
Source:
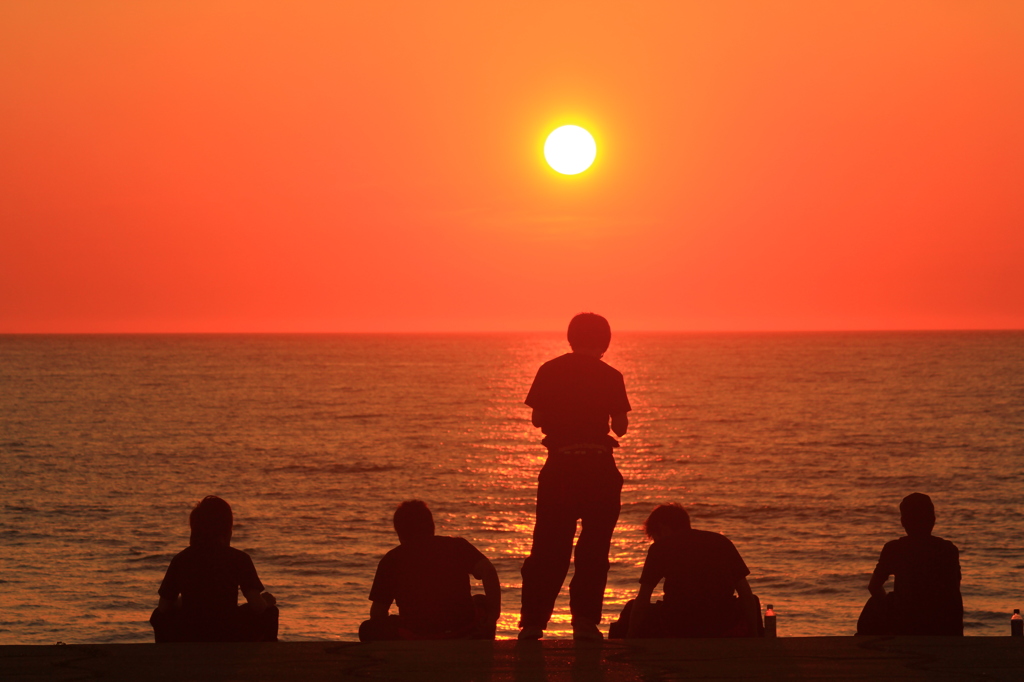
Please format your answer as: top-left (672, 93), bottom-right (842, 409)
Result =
top-left (189, 496), bottom-right (233, 547)
top-left (393, 500), bottom-right (435, 543)
top-left (899, 492), bottom-right (936, 536)
top-left (644, 503), bottom-right (691, 539)
top-left (567, 313), bottom-right (612, 353)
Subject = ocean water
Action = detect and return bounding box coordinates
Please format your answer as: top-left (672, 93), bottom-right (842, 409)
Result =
top-left (1, 332), bottom-right (1022, 644)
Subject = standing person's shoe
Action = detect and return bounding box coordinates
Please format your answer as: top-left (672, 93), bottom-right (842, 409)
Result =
top-left (518, 626), bottom-right (543, 640)
top-left (571, 617), bottom-right (604, 641)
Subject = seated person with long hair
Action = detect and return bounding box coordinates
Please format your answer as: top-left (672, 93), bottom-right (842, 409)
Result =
top-left (150, 496), bottom-right (278, 642)
top-left (859, 492), bottom-right (962, 636)
top-left (610, 503), bottom-right (761, 638)
top-left (360, 500), bottom-right (501, 641)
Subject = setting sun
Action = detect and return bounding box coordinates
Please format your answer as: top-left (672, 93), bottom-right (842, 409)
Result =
top-left (543, 125), bottom-right (597, 175)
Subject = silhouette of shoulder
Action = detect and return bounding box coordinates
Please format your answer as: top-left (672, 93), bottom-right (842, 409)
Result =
top-left (878, 535), bottom-right (960, 581)
top-left (165, 545), bottom-right (258, 576)
top-left (379, 536), bottom-right (481, 565)
top-left (528, 353), bottom-right (626, 399)
top-left (159, 545), bottom-right (263, 606)
top-left (640, 529), bottom-right (749, 597)
top-left (371, 536), bottom-right (485, 600)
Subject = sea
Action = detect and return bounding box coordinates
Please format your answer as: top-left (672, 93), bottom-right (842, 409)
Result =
top-left (1, 332), bottom-right (1022, 644)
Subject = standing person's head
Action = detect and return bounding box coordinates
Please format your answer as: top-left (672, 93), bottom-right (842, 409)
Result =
top-left (644, 503), bottom-right (691, 542)
top-left (393, 500), bottom-right (435, 544)
top-left (189, 495), bottom-right (233, 547)
top-left (567, 313), bottom-right (612, 356)
top-left (899, 492), bottom-right (936, 537)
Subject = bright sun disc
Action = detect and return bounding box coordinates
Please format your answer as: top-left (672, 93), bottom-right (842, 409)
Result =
top-left (544, 125), bottom-right (597, 175)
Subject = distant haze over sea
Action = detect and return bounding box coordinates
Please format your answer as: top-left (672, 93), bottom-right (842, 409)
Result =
top-left (2, 332), bottom-right (1022, 643)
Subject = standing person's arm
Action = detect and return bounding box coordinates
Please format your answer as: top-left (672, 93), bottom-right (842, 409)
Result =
top-left (157, 596), bottom-right (178, 613)
top-left (610, 367), bottom-right (631, 437)
top-left (531, 409), bottom-right (546, 429)
top-left (472, 557), bottom-right (502, 624)
top-left (526, 361), bottom-right (551, 432)
top-left (626, 582), bottom-right (656, 638)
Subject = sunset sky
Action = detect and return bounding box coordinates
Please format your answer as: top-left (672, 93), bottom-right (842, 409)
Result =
top-left (2, 1), bottom-right (1022, 332)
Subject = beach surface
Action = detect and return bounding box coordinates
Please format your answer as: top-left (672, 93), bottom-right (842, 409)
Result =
top-left (4, 637), bottom-right (1023, 681)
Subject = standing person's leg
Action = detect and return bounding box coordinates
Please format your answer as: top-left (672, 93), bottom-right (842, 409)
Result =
top-left (568, 457), bottom-right (622, 631)
top-left (520, 461), bottom-right (579, 633)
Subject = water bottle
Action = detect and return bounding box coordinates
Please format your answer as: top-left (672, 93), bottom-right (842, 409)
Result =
top-left (764, 603), bottom-right (777, 638)
top-left (1012, 609), bottom-right (1023, 637)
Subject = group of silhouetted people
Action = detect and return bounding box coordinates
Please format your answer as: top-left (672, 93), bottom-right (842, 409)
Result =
top-left (151, 313), bottom-right (963, 642)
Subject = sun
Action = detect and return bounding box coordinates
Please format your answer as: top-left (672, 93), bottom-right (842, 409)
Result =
top-left (544, 125), bottom-right (597, 175)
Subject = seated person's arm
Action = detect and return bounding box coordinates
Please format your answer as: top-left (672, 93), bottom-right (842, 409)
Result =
top-left (243, 588), bottom-right (275, 614)
top-left (867, 567), bottom-right (889, 599)
top-left (472, 557), bottom-right (502, 624)
top-left (626, 582), bottom-right (656, 639)
top-left (734, 577), bottom-right (761, 634)
top-left (369, 598), bottom-right (392, 621)
top-left (611, 412), bottom-right (628, 437)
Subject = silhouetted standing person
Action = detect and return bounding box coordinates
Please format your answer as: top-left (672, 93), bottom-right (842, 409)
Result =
top-left (150, 496), bottom-right (278, 642)
top-left (360, 500), bottom-right (501, 641)
top-left (862, 493), bottom-right (963, 635)
top-left (519, 313), bottom-right (631, 641)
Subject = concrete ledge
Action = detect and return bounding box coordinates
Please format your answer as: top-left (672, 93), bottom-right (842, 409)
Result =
top-left (3, 637), bottom-right (1023, 681)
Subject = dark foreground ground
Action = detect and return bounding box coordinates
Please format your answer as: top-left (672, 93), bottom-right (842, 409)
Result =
top-left (3, 637), bottom-right (1023, 681)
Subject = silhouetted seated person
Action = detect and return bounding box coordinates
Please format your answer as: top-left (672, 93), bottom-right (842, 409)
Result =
top-left (608, 504), bottom-right (762, 639)
top-left (858, 492), bottom-right (962, 636)
top-left (150, 496), bottom-right (279, 642)
top-left (360, 500), bottom-right (501, 641)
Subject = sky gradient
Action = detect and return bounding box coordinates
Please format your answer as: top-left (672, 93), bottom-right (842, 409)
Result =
top-left (2, 1), bottom-right (1022, 332)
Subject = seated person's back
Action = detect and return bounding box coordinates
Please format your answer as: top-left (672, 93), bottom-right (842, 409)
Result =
top-left (362, 500), bottom-right (501, 640)
top-left (867, 493), bottom-right (962, 635)
top-left (614, 504), bottom-right (760, 639)
top-left (161, 543), bottom-right (261, 632)
top-left (372, 534), bottom-right (487, 635)
top-left (644, 526), bottom-right (750, 635)
top-left (151, 496), bottom-right (278, 642)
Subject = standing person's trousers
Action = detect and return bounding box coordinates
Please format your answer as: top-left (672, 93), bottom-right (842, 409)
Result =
top-left (520, 444), bottom-right (623, 629)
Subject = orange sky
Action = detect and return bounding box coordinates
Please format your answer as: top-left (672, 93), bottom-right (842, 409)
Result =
top-left (2, 1), bottom-right (1022, 332)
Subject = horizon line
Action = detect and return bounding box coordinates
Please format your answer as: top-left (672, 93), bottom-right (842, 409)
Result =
top-left (2, 327), bottom-right (1023, 336)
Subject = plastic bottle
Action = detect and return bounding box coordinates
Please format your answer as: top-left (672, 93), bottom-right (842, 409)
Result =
top-left (1012, 609), bottom-right (1023, 637)
top-left (764, 604), bottom-right (777, 638)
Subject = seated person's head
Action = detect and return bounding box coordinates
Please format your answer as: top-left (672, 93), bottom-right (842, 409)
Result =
top-left (189, 495), bottom-right (233, 547)
top-left (644, 503), bottom-right (691, 542)
top-left (393, 499), bottom-right (435, 544)
top-left (567, 313), bottom-right (611, 355)
top-left (899, 492), bottom-right (935, 537)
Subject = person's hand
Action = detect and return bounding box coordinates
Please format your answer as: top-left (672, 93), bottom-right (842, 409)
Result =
top-left (262, 592), bottom-right (277, 607)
